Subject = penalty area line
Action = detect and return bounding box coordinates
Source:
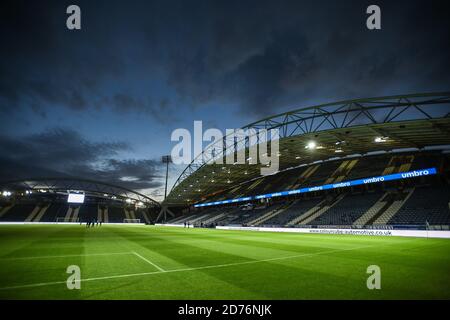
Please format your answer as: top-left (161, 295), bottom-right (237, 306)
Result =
top-left (132, 251), bottom-right (166, 272)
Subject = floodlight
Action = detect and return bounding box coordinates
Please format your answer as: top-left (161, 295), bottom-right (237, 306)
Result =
top-left (307, 141), bottom-right (317, 149)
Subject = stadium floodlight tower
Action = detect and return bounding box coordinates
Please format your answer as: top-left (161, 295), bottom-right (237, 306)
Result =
top-left (156, 155), bottom-right (175, 222)
top-left (162, 155), bottom-right (172, 200)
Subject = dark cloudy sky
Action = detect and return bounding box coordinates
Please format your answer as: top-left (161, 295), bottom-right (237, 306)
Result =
top-left (0, 0), bottom-right (449, 201)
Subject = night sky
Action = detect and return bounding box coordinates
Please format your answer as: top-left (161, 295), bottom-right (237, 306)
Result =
top-left (0, 0), bottom-right (449, 201)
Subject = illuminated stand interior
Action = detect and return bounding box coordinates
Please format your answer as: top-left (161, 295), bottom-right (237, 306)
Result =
top-left (194, 168), bottom-right (437, 208)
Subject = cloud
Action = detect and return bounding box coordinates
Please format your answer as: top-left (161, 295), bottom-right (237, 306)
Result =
top-left (104, 94), bottom-right (179, 124)
top-left (1, 0), bottom-right (449, 122)
top-left (0, 128), bottom-right (164, 192)
top-left (221, 30), bottom-right (318, 115)
top-left (0, 128), bottom-right (128, 169)
top-left (160, 0), bottom-right (450, 117)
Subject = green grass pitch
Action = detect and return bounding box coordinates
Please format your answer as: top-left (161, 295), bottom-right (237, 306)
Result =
top-left (0, 224), bottom-right (449, 300)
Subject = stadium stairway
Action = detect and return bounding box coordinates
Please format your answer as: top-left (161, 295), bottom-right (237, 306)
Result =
top-left (141, 211), bottom-right (151, 224)
top-left (324, 159), bottom-right (358, 184)
top-left (202, 211), bottom-right (227, 224)
top-left (382, 155), bottom-right (414, 175)
top-left (214, 209), bottom-right (244, 225)
top-left (189, 212), bottom-right (214, 224)
top-left (372, 189), bottom-right (414, 225)
top-left (299, 194), bottom-right (346, 225)
top-left (263, 198), bottom-right (322, 226)
top-left (324, 161), bottom-right (347, 184)
top-left (97, 206), bottom-right (103, 223)
top-left (167, 212), bottom-right (207, 224)
top-left (248, 202), bottom-right (293, 226)
top-left (32, 204), bottom-right (50, 222)
top-left (103, 206), bottom-right (109, 222)
top-left (246, 179), bottom-right (265, 193)
top-left (199, 209), bottom-right (236, 225)
top-left (165, 216), bottom-right (183, 223)
top-left (290, 165), bottom-right (320, 189)
top-left (166, 210), bottom-right (211, 224)
top-left (353, 193), bottom-right (390, 226)
top-left (25, 205), bottom-right (41, 222)
top-left (382, 157), bottom-right (397, 175)
top-left (387, 186), bottom-right (450, 225)
top-left (233, 204), bottom-right (283, 225)
top-left (166, 214), bottom-right (190, 224)
top-left (354, 189), bottom-right (414, 226)
top-left (398, 156), bottom-right (414, 173)
top-left (261, 172), bottom-right (293, 193)
top-left (287, 199), bottom-right (326, 226)
top-left (40, 203), bottom-right (65, 222)
top-left (346, 154), bottom-right (391, 181)
top-left (228, 185), bottom-right (244, 198)
top-left (167, 214), bottom-right (190, 224)
top-left (64, 207), bottom-right (73, 221)
top-left (287, 194), bottom-right (346, 225)
top-left (309, 192), bottom-right (382, 225)
top-left (1, 203), bottom-right (35, 221)
top-left (335, 159), bottom-right (359, 182)
top-left (71, 206), bottom-right (80, 222)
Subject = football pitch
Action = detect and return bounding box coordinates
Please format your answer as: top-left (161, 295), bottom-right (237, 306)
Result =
top-left (0, 225), bottom-right (449, 300)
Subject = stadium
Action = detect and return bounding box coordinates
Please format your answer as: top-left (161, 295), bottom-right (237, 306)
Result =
top-left (1, 92), bottom-right (449, 300)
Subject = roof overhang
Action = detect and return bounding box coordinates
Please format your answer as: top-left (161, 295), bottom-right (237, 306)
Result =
top-left (0, 178), bottom-right (161, 207)
top-left (167, 92), bottom-right (450, 206)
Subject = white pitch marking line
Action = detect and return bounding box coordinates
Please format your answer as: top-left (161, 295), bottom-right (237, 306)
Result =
top-left (0, 244), bottom-right (379, 291)
top-left (0, 252), bottom-right (133, 261)
top-left (132, 251), bottom-right (166, 272)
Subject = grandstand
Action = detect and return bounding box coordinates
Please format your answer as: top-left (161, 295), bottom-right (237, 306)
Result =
top-left (165, 151), bottom-right (449, 230)
top-left (163, 93), bottom-right (450, 231)
top-left (0, 178), bottom-right (159, 224)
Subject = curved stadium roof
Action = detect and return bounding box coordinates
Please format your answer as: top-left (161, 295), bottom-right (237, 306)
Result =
top-left (0, 178), bottom-right (160, 207)
top-left (167, 92), bottom-right (450, 206)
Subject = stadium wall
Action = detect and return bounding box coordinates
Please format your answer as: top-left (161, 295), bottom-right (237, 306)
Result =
top-left (155, 223), bottom-right (186, 228)
top-left (215, 226), bottom-right (450, 239)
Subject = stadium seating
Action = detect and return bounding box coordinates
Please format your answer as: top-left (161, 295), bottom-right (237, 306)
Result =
top-left (238, 203), bottom-right (283, 226)
top-left (309, 192), bottom-right (383, 225)
top-left (371, 189), bottom-right (414, 225)
top-left (301, 161), bottom-right (341, 186)
top-left (345, 155), bottom-right (391, 180)
top-left (0, 152), bottom-right (448, 229)
top-left (199, 185), bottom-right (450, 228)
top-left (410, 153), bottom-right (441, 171)
top-left (262, 197), bottom-right (323, 226)
top-left (0, 203), bottom-right (35, 222)
top-left (166, 211), bottom-right (206, 224)
top-left (40, 203), bottom-right (66, 222)
top-left (107, 206), bottom-right (126, 222)
top-left (289, 194), bottom-right (347, 225)
top-left (78, 204), bottom-right (99, 222)
top-left (387, 186), bottom-right (450, 225)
